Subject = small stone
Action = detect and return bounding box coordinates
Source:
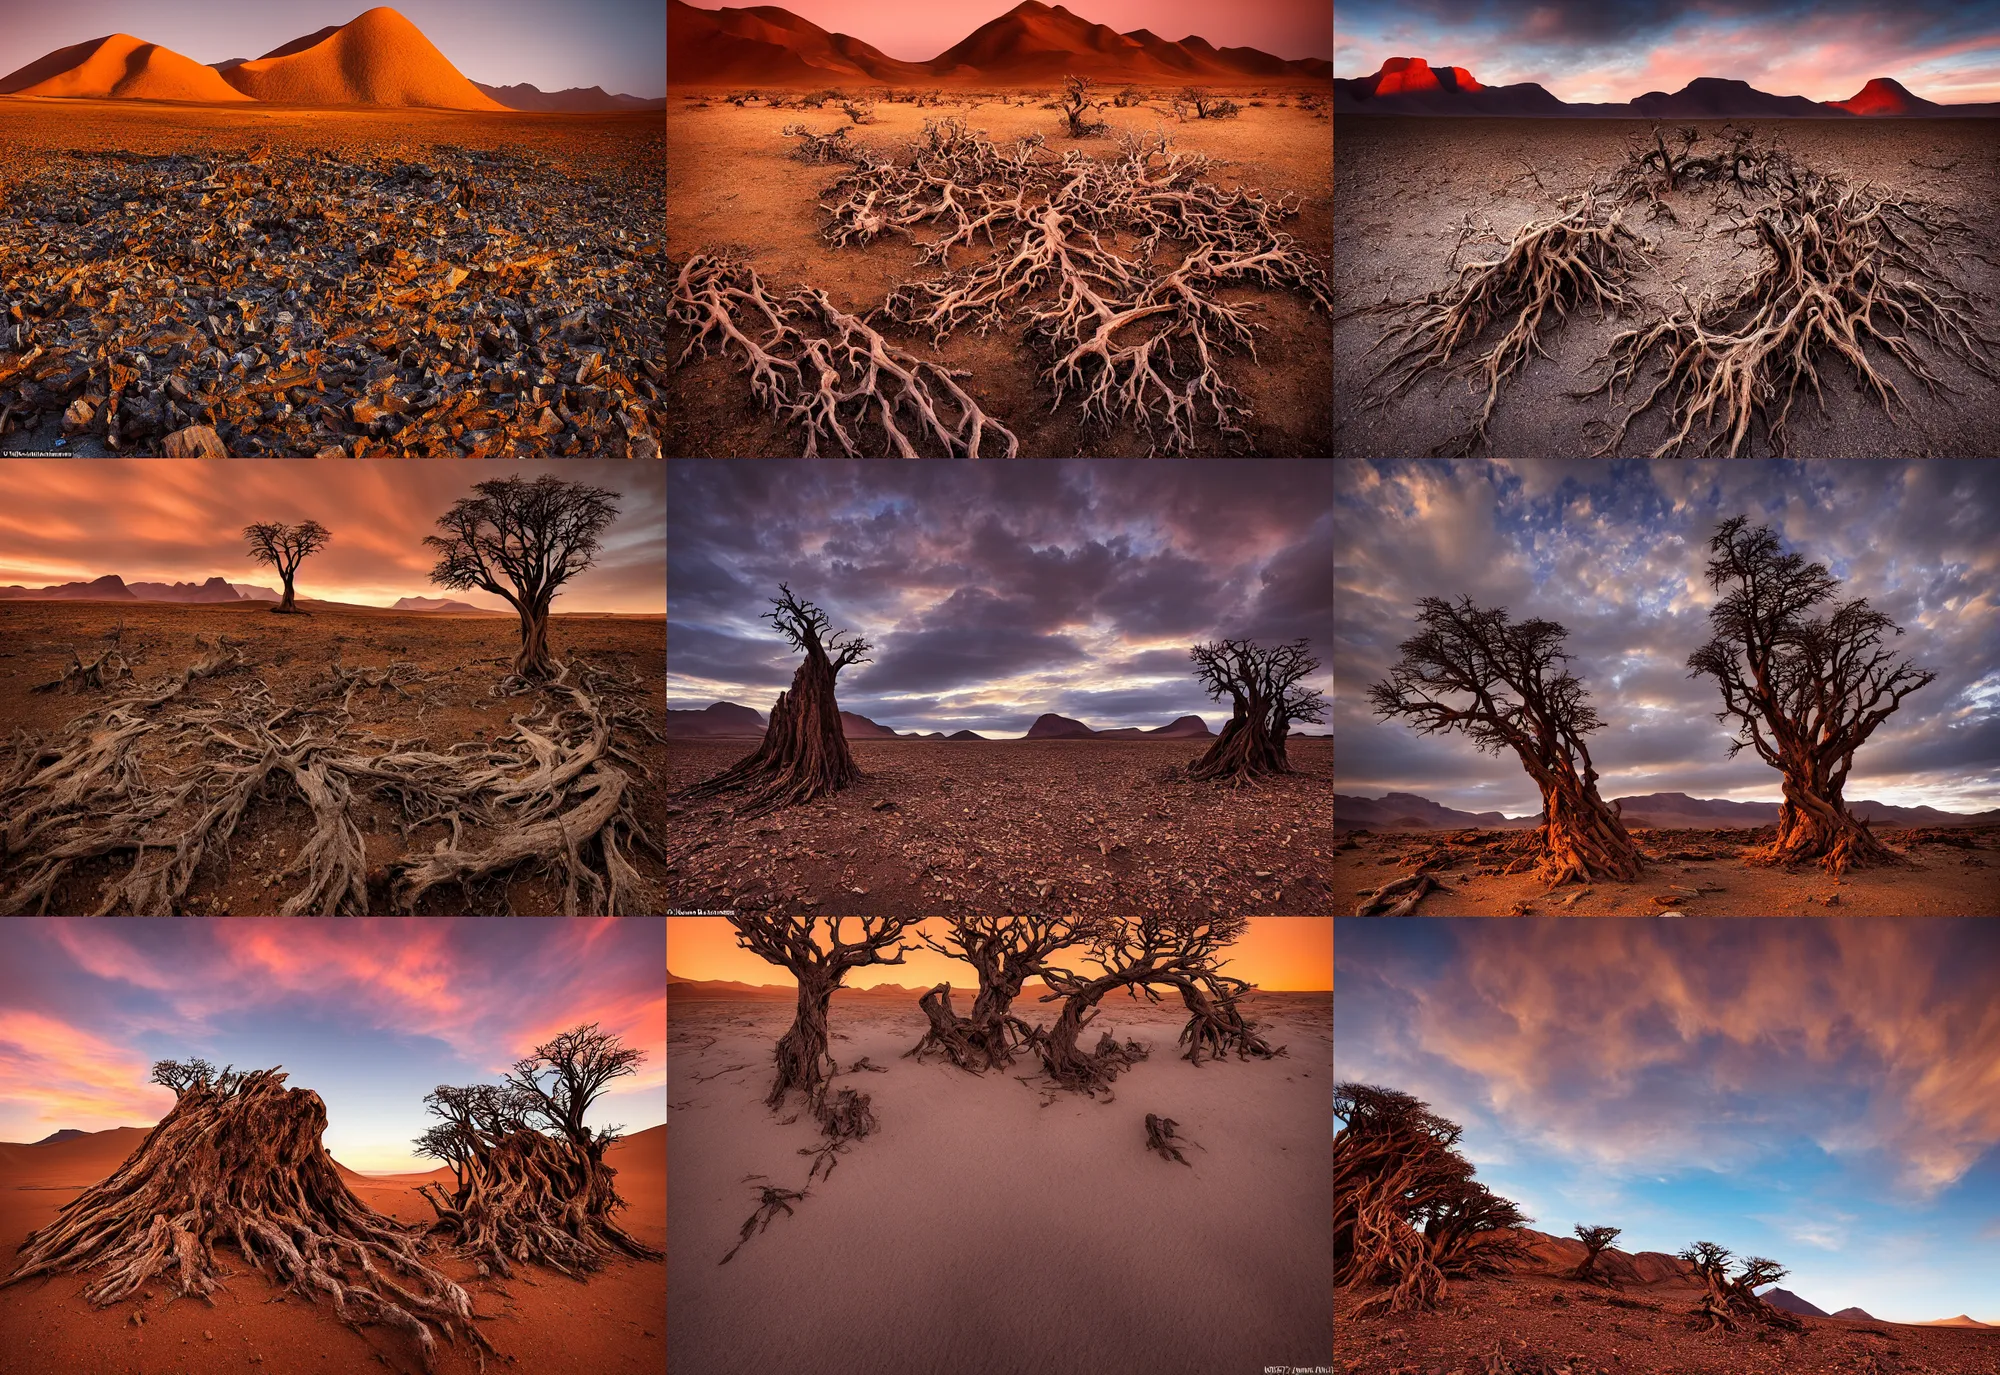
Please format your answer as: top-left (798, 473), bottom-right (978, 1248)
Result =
top-left (63, 397), bottom-right (95, 430)
top-left (352, 398), bottom-right (387, 424)
top-left (204, 1330), bottom-right (215, 1340)
top-left (314, 445), bottom-right (345, 459)
top-left (161, 424), bottom-right (226, 457)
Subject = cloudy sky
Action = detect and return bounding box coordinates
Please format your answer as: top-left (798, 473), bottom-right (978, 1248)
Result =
top-left (0, 460), bottom-right (664, 614)
top-left (1335, 460), bottom-right (2000, 815)
top-left (1335, 0), bottom-right (2000, 104)
top-left (0, 0), bottom-right (665, 100)
top-left (1336, 918), bottom-right (2000, 1324)
top-left (668, 915), bottom-right (1332, 990)
top-left (0, 918), bottom-right (665, 1172)
top-left (668, 460), bottom-right (1332, 738)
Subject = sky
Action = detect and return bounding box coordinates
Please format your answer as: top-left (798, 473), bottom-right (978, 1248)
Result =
top-left (1334, 0), bottom-right (2000, 104)
top-left (1335, 918), bottom-right (2000, 1325)
top-left (1335, 460), bottom-right (2000, 815)
top-left (668, 916), bottom-right (1332, 990)
top-left (674, 0), bottom-right (1333, 64)
top-left (667, 460), bottom-right (1332, 737)
top-left (0, 918), bottom-right (666, 1173)
top-left (0, 0), bottom-right (665, 98)
top-left (0, 460), bottom-right (665, 614)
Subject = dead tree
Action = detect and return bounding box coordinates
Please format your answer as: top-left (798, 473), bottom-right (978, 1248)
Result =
top-left (1687, 517), bottom-right (1934, 873)
top-left (243, 519), bottom-right (330, 614)
top-left (904, 915), bottom-right (1074, 1071)
top-left (1572, 1224), bottom-right (1622, 1286)
top-left (1369, 596), bottom-right (1642, 885)
top-left (1186, 639), bottom-right (1325, 783)
top-left (423, 475), bottom-right (621, 683)
top-left (1680, 1241), bottom-right (1804, 1332)
top-left (417, 1023), bottom-right (660, 1276)
top-left (728, 916), bottom-right (923, 1109)
top-left (1058, 75), bottom-right (1110, 137)
top-left (1335, 1083), bottom-right (1529, 1317)
top-left (1175, 970), bottom-right (1284, 1064)
top-left (1, 1062), bottom-right (489, 1370)
top-left (678, 585), bottom-right (872, 817)
top-left (1021, 915), bottom-right (1248, 1095)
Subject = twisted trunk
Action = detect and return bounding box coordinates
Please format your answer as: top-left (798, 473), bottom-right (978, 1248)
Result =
top-left (1526, 757), bottom-right (1641, 885)
top-left (275, 567), bottom-right (300, 614)
top-left (418, 1128), bottom-right (657, 1278)
top-left (1188, 688), bottom-right (1287, 781)
top-left (678, 647), bottom-right (859, 817)
top-left (513, 598), bottom-right (556, 679)
top-left (1760, 756), bottom-right (1901, 873)
top-left (770, 973), bottom-right (838, 1108)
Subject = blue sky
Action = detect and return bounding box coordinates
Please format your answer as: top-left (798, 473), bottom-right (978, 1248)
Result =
top-left (0, 918), bottom-right (665, 1173)
top-left (1335, 460), bottom-right (2000, 814)
top-left (1335, 917), bottom-right (2000, 1324)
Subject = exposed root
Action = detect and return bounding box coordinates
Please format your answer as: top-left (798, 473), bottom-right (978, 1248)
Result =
top-left (719, 1186), bottom-right (806, 1265)
top-left (32, 647), bottom-right (132, 694)
top-left (798, 1087), bottom-right (875, 1183)
top-left (1144, 1112), bottom-right (1198, 1166)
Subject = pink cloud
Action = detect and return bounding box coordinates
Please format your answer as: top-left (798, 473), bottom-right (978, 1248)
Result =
top-left (0, 1010), bottom-right (176, 1131)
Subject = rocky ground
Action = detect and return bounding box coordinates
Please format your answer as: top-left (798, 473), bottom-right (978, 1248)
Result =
top-left (1337, 1272), bottom-right (2000, 1375)
top-left (663, 737), bottom-right (1334, 915)
top-left (1337, 825), bottom-right (2000, 915)
top-left (0, 99), bottom-right (663, 456)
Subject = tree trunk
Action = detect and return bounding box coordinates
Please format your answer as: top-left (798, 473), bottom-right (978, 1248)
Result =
top-left (769, 976), bottom-right (837, 1108)
top-left (1027, 993), bottom-right (1148, 1092)
top-left (513, 600), bottom-right (556, 679)
top-left (1760, 766), bottom-right (1903, 873)
top-left (418, 1127), bottom-right (658, 1277)
top-left (1188, 692), bottom-right (1287, 782)
top-left (1176, 980), bottom-right (1282, 1064)
top-left (1530, 767), bottom-right (1642, 884)
top-left (274, 569), bottom-right (299, 614)
top-left (906, 983), bottom-right (986, 1070)
top-left (678, 647), bottom-right (860, 817)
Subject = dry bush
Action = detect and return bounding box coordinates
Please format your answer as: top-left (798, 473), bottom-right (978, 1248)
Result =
top-left (780, 123), bottom-right (859, 164)
top-left (841, 100), bottom-right (878, 125)
top-left (1058, 74), bottom-right (1111, 138)
top-left (1181, 87), bottom-right (1240, 119)
top-left (1114, 84), bottom-right (1142, 107)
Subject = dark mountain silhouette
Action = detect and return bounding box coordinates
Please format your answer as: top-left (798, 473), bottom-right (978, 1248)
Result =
top-left (670, 0), bottom-right (1331, 85)
top-left (1832, 1307), bottom-right (1880, 1321)
top-left (1761, 1288), bottom-right (1831, 1318)
top-left (1337, 57), bottom-right (2000, 117)
top-left (0, 573), bottom-right (139, 600)
top-left (1096, 715), bottom-right (1214, 739)
top-left (1025, 712), bottom-right (1099, 738)
top-left (1337, 788), bottom-right (2000, 830)
top-left (946, 729), bottom-right (987, 740)
top-left (126, 577), bottom-right (241, 603)
top-left (1336, 792), bottom-right (1534, 831)
top-left (30, 1128), bottom-right (89, 1145)
top-left (390, 596), bottom-right (508, 615)
top-left (474, 81), bottom-right (665, 111)
top-left (665, 701), bottom-right (768, 737)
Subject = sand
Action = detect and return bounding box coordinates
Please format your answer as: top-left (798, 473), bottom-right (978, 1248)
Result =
top-left (666, 93), bottom-right (1332, 457)
top-left (217, 8), bottom-right (507, 110)
top-left (1333, 116), bottom-right (2000, 458)
top-left (667, 991), bottom-right (1333, 1375)
top-left (0, 35), bottom-right (256, 104)
top-left (0, 1124), bottom-right (664, 1375)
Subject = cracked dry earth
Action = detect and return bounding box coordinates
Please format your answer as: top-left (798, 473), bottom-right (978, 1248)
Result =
top-left (0, 101), bottom-right (664, 456)
top-left (663, 738), bottom-right (1333, 915)
top-left (1337, 1274), bottom-right (2000, 1375)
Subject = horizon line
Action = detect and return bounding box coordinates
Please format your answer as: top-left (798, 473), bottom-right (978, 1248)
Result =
top-left (1334, 57), bottom-right (1980, 107)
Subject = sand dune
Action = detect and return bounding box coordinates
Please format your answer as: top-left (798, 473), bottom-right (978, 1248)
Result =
top-left (0, 34), bottom-right (255, 102)
top-left (220, 6), bottom-right (507, 109)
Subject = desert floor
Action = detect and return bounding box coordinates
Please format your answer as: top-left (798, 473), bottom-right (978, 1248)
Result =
top-left (1336, 826), bottom-right (2000, 915)
top-left (667, 993), bottom-right (1333, 1375)
top-left (0, 601), bottom-right (668, 916)
top-left (664, 737), bottom-right (1336, 915)
top-left (0, 98), bottom-right (663, 457)
top-left (0, 1124), bottom-right (665, 1375)
top-left (1333, 116), bottom-right (2000, 458)
top-left (1337, 1272), bottom-right (2000, 1375)
top-left (665, 88), bottom-right (1333, 456)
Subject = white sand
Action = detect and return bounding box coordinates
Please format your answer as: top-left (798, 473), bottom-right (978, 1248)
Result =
top-left (668, 992), bottom-right (1332, 1375)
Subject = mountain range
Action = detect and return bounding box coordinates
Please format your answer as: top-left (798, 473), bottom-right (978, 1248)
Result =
top-left (0, 7), bottom-right (663, 111)
top-left (668, 0), bottom-right (1333, 85)
top-left (1336, 57), bottom-right (2000, 117)
top-left (664, 702), bottom-right (1230, 740)
top-left (1336, 790), bottom-right (2000, 831)
top-left (666, 967), bottom-right (1052, 1000)
top-left (0, 573), bottom-right (281, 602)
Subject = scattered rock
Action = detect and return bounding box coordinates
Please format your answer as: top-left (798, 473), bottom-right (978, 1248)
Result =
top-left (161, 424), bottom-right (227, 457)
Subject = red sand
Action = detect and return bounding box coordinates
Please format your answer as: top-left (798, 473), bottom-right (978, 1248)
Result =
top-left (220, 7), bottom-right (507, 110)
top-left (0, 35), bottom-right (254, 102)
top-left (0, 1122), bottom-right (664, 1375)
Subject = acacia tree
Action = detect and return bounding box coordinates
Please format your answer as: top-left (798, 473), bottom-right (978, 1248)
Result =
top-left (905, 915), bottom-right (1075, 1072)
top-left (679, 584), bottom-right (872, 817)
top-left (1187, 638), bottom-right (1326, 782)
top-left (423, 475), bottom-right (622, 681)
top-left (417, 1024), bottom-right (660, 1276)
top-left (1687, 516), bottom-right (1935, 873)
top-left (243, 519), bottom-right (330, 614)
top-left (1, 1062), bottom-right (487, 1369)
top-left (729, 915), bottom-right (923, 1109)
top-left (1334, 1083), bottom-right (1528, 1317)
top-left (1572, 1223), bottom-right (1622, 1286)
top-left (1368, 596), bottom-right (1642, 885)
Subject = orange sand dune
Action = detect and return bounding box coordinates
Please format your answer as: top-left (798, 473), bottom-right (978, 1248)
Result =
top-left (220, 6), bottom-right (507, 110)
top-left (0, 34), bottom-right (254, 102)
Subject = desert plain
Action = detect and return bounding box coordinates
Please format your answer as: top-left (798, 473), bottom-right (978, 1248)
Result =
top-left (0, 1123), bottom-right (665, 1375)
top-left (1333, 116), bottom-right (2000, 458)
top-left (664, 736), bottom-right (1335, 915)
top-left (0, 601), bottom-right (669, 916)
top-left (667, 988), bottom-right (1332, 1375)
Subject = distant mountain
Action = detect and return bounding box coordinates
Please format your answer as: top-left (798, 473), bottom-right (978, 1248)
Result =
top-left (228, 582), bottom-right (282, 601)
top-left (1832, 1307), bottom-right (1879, 1321)
top-left (1761, 1288), bottom-right (1831, 1318)
top-left (390, 596), bottom-right (506, 614)
top-left (946, 729), bottom-right (986, 740)
top-left (1336, 792), bottom-right (1535, 831)
top-left (474, 81), bottom-right (665, 111)
top-left (127, 577), bottom-right (241, 603)
top-left (0, 573), bottom-right (138, 600)
top-left (1026, 712), bottom-right (1214, 739)
top-left (1337, 57), bottom-right (2000, 117)
top-left (1915, 1316), bottom-right (1996, 1328)
top-left (1338, 789), bottom-right (1999, 830)
top-left (31, 1128), bottom-right (88, 1145)
top-left (666, 701), bottom-right (768, 737)
top-left (0, 573), bottom-right (273, 603)
top-left (1026, 712), bottom-right (1101, 739)
top-left (838, 710), bottom-right (906, 739)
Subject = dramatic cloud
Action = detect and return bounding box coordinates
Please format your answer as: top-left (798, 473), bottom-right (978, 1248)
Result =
top-left (0, 919), bottom-right (665, 1169)
top-left (1336, 460), bottom-right (2000, 813)
top-left (0, 460), bottom-right (664, 613)
top-left (1336, 918), bottom-right (2000, 1323)
top-left (1335, 0), bottom-right (2000, 103)
top-left (669, 460), bottom-right (1333, 736)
